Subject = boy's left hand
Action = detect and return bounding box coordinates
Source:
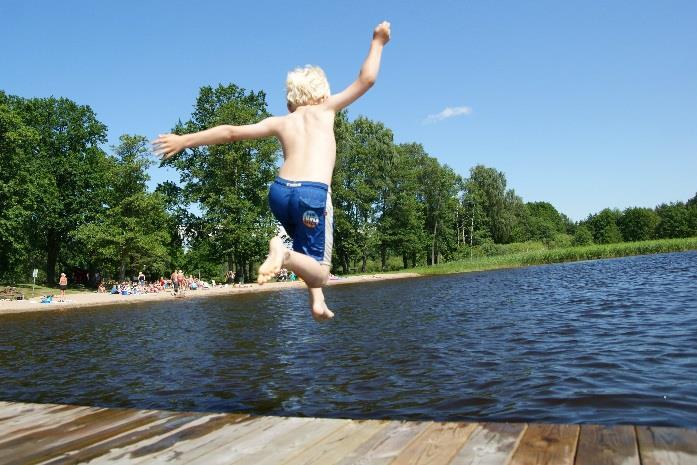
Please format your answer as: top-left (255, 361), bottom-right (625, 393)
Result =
top-left (153, 134), bottom-right (185, 160)
top-left (373, 21), bottom-right (391, 45)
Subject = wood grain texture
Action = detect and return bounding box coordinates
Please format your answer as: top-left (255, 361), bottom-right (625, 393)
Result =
top-left (335, 420), bottom-right (432, 465)
top-left (390, 422), bottom-right (476, 465)
top-left (0, 408), bottom-right (160, 465)
top-left (636, 426), bottom-right (697, 465)
top-left (281, 419), bottom-right (389, 465)
top-left (508, 423), bottom-right (580, 465)
top-left (574, 425), bottom-right (639, 465)
top-left (229, 417), bottom-right (347, 465)
top-left (450, 422), bottom-right (526, 465)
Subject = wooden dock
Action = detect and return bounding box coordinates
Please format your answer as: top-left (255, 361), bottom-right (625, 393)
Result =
top-left (1, 401), bottom-right (696, 464)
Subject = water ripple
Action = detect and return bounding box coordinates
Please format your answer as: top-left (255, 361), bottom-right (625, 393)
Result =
top-left (0, 251), bottom-right (696, 426)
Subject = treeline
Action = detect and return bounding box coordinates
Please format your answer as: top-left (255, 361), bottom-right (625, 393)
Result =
top-left (1, 86), bottom-right (696, 284)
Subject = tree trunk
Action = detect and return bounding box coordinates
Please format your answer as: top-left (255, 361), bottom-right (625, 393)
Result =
top-left (45, 231), bottom-right (59, 285)
top-left (248, 261), bottom-right (254, 283)
top-left (403, 254), bottom-right (408, 269)
top-left (431, 219), bottom-right (438, 266)
top-left (342, 255), bottom-right (349, 275)
top-left (88, 263), bottom-right (97, 288)
top-left (412, 254), bottom-right (416, 268)
top-left (361, 253), bottom-right (367, 273)
top-left (380, 245), bottom-right (387, 271)
top-left (119, 253), bottom-right (127, 282)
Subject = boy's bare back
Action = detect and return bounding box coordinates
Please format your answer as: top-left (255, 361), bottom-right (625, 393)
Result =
top-left (265, 105), bottom-right (337, 185)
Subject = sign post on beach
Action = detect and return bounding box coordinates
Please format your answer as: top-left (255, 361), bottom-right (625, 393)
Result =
top-left (32, 269), bottom-right (38, 297)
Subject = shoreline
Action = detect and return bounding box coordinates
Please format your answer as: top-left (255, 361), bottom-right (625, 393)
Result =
top-left (0, 272), bottom-right (421, 316)
top-left (3, 243), bottom-right (695, 316)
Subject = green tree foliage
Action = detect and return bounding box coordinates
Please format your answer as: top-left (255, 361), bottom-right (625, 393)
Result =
top-left (617, 207), bottom-right (659, 242)
top-left (419, 157), bottom-right (461, 264)
top-left (584, 208), bottom-right (623, 244)
top-left (4, 94), bottom-right (109, 283)
top-left (464, 165), bottom-right (522, 244)
top-left (166, 84), bottom-right (280, 280)
top-left (0, 92), bottom-right (41, 281)
top-left (572, 225), bottom-right (594, 246)
top-left (73, 135), bottom-right (170, 281)
top-left (390, 144), bottom-right (428, 268)
top-left (655, 202), bottom-right (692, 238)
top-left (523, 202), bottom-right (569, 243)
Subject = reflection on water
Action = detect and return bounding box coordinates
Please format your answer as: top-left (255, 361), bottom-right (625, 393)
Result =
top-left (1, 251), bottom-right (696, 426)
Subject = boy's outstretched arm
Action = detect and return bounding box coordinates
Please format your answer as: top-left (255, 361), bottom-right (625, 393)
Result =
top-left (153, 117), bottom-right (280, 160)
top-left (325, 21), bottom-right (391, 112)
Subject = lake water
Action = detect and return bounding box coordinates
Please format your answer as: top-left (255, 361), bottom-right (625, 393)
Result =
top-left (1, 251), bottom-right (696, 426)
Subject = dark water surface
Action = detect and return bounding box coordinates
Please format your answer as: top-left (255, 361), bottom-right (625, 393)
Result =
top-left (2, 251), bottom-right (697, 426)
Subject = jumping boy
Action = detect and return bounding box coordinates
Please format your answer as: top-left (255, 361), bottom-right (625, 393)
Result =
top-left (154, 21), bottom-right (391, 321)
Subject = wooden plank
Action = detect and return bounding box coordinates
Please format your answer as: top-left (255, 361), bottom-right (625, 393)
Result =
top-left (228, 417), bottom-right (347, 465)
top-left (0, 403), bottom-right (84, 429)
top-left (335, 420), bottom-right (432, 465)
top-left (37, 412), bottom-right (208, 465)
top-left (185, 416), bottom-right (313, 464)
top-left (0, 406), bottom-right (102, 444)
top-left (121, 414), bottom-right (269, 464)
top-left (636, 426), bottom-right (697, 465)
top-left (575, 425), bottom-right (639, 465)
top-left (508, 424), bottom-right (579, 465)
top-left (390, 422), bottom-right (476, 465)
top-left (85, 413), bottom-right (240, 464)
top-left (450, 422), bottom-right (526, 465)
top-left (0, 408), bottom-right (161, 465)
top-left (281, 419), bottom-right (390, 465)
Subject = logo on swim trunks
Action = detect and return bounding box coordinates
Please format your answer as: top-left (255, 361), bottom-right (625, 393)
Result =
top-left (303, 210), bottom-right (320, 228)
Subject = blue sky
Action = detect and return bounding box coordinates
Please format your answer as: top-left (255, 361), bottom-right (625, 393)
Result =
top-left (2, 0), bottom-right (695, 220)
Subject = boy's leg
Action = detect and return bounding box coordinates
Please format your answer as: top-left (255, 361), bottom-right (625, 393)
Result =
top-left (258, 237), bottom-right (334, 320)
top-left (258, 237), bottom-right (329, 288)
top-left (308, 287), bottom-right (334, 321)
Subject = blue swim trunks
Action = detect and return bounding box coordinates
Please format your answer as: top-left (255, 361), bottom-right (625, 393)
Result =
top-left (268, 177), bottom-right (334, 265)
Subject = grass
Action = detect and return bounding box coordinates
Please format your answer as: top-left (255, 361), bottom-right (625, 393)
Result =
top-left (3, 283), bottom-right (94, 299)
top-left (410, 237), bottom-right (697, 276)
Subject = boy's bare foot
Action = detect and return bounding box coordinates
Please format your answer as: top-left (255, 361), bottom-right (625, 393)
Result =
top-left (258, 237), bottom-right (287, 284)
top-left (311, 301), bottom-right (335, 322)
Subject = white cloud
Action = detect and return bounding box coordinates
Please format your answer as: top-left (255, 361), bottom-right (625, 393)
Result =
top-left (424, 106), bottom-right (472, 124)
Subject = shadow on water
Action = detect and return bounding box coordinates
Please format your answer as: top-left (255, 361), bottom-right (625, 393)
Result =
top-left (1, 250), bottom-right (696, 426)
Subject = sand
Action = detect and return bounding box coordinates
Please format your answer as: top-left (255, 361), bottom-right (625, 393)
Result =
top-left (0, 272), bottom-right (421, 315)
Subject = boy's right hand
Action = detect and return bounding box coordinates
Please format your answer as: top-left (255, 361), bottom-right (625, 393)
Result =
top-left (153, 134), bottom-right (186, 160)
top-left (373, 21), bottom-right (391, 45)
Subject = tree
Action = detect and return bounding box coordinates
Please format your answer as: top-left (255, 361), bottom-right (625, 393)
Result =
top-left (572, 225), bottom-right (594, 246)
top-left (523, 202), bottom-right (568, 243)
top-left (166, 84), bottom-right (280, 280)
top-left (464, 165), bottom-right (518, 244)
top-left (584, 208), bottom-right (623, 244)
top-left (73, 135), bottom-right (170, 281)
top-left (0, 92), bottom-right (41, 281)
top-left (618, 207), bottom-right (659, 242)
top-left (389, 144), bottom-right (428, 268)
top-left (655, 202), bottom-right (691, 238)
top-left (419, 157), bottom-right (461, 265)
top-left (12, 96), bottom-right (108, 284)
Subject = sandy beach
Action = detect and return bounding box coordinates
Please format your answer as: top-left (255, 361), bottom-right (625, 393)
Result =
top-left (0, 272), bottom-right (421, 315)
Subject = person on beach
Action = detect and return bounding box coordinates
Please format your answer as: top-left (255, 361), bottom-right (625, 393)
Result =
top-left (154, 21), bottom-right (391, 321)
top-left (171, 270), bottom-right (179, 295)
top-left (58, 273), bottom-right (68, 302)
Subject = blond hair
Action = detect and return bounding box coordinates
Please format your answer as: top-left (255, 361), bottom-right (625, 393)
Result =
top-left (285, 65), bottom-right (330, 109)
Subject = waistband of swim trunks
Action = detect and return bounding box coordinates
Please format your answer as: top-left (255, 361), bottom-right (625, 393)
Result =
top-left (274, 176), bottom-right (329, 191)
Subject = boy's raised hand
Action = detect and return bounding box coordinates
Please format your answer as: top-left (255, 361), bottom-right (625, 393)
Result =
top-left (373, 21), bottom-right (391, 45)
top-left (152, 134), bottom-right (185, 160)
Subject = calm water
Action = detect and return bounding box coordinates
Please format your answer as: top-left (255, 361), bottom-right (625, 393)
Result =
top-left (1, 251), bottom-right (696, 426)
